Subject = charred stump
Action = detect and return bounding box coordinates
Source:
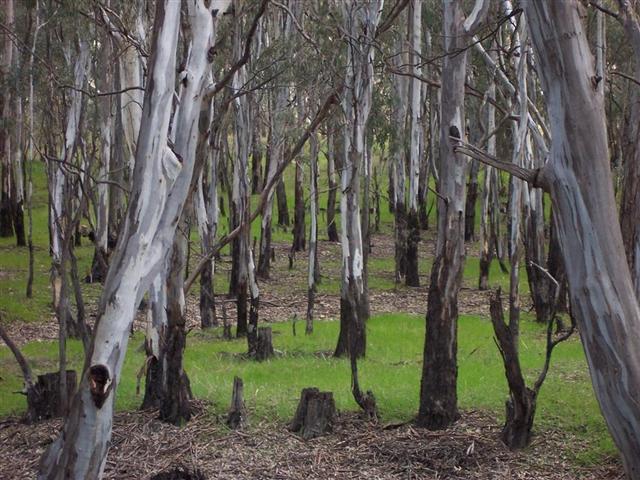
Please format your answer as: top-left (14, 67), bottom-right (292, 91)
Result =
top-left (226, 376), bottom-right (246, 429)
top-left (141, 356), bottom-right (163, 410)
top-left (290, 387), bottom-right (336, 440)
top-left (26, 370), bottom-right (77, 423)
top-left (254, 326), bottom-right (274, 361)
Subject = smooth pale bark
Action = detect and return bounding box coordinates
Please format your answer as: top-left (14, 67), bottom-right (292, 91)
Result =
top-left (522, 2), bottom-right (640, 477)
top-left (306, 131), bottom-right (319, 334)
top-left (231, 14), bottom-right (252, 340)
top-left (292, 98), bottom-right (307, 252)
top-left (90, 26), bottom-right (114, 283)
top-left (38, 3), bottom-right (186, 477)
top-left (406, 0), bottom-right (422, 287)
top-left (418, 0), bottom-right (490, 430)
top-left (478, 69), bottom-right (497, 290)
top-left (158, 0), bottom-right (229, 423)
top-left (335, 0), bottom-right (383, 359)
top-left (391, 32), bottom-right (408, 283)
top-left (198, 119), bottom-right (223, 328)
top-left (49, 39), bottom-right (90, 341)
top-left (617, 1), bottom-right (640, 300)
top-left (0, 0), bottom-right (15, 238)
top-left (257, 11), bottom-right (290, 278)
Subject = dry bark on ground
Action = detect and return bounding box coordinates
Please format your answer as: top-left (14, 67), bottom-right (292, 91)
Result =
top-left (0, 401), bottom-right (622, 479)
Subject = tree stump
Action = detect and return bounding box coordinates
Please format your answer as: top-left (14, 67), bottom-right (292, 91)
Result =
top-left (290, 387), bottom-right (335, 440)
top-left (226, 376), bottom-right (246, 429)
top-left (25, 370), bottom-right (77, 423)
top-left (255, 327), bottom-right (274, 361)
top-left (150, 465), bottom-right (206, 480)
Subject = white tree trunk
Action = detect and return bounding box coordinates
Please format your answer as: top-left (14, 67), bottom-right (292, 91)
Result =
top-left (406, 0), bottom-right (422, 287)
top-left (38, 3), bottom-right (184, 477)
top-left (335, 0), bottom-right (383, 358)
top-left (524, 2), bottom-right (640, 477)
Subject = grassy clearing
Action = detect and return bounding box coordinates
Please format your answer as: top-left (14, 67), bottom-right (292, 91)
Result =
top-left (0, 152), bottom-right (616, 470)
top-left (0, 312), bottom-right (614, 466)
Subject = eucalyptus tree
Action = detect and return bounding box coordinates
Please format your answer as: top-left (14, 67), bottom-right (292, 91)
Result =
top-left (418, 0), bottom-right (490, 430)
top-left (616, 0), bottom-right (640, 300)
top-left (334, 0), bottom-right (383, 359)
top-left (37, 1), bottom-right (237, 477)
top-left (457, 1), bottom-right (640, 476)
top-left (405, 0), bottom-right (422, 287)
top-left (257, 4), bottom-right (292, 279)
top-left (0, 0), bottom-right (16, 239)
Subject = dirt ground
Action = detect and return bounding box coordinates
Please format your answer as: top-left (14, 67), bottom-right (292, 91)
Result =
top-left (0, 233), bottom-right (621, 479)
top-left (0, 401), bottom-right (623, 480)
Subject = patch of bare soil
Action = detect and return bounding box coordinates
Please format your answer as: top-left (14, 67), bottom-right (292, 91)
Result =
top-left (0, 401), bottom-right (622, 480)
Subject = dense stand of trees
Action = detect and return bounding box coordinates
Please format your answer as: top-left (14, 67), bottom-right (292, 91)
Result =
top-left (1, 0), bottom-right (640, 479)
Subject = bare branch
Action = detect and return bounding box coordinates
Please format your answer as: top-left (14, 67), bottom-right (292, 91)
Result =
top-left (452, 138), bottom-right (548, 191)
top-left (0, 316), bottom-right (34, 390)
top-left (203, 0), bottom-right (270, 101)
top-left (183, 87), bottom-right (342, 294)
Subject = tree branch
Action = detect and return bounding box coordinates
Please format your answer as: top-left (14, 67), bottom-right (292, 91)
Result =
top-left (0, 316), bottom-right (34, 390)
top-left (203, 0), bottom-right (270, 101)
top-left (183, 87), bottom-right (342, 294)
top-left (452, 138), bottom-right (549, 191)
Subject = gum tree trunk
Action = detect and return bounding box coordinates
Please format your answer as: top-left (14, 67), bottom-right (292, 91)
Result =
top-left (257, 9), bottom-right (290, 278)
top-left (306, 131), bottom-right (319, 334)
top-left (334, 0), bottom-right (383, 359)
top-left (390, 32), bottom-right (408, 284)
top-left (0, 0), bottom-right (15, 239)
top-left (326, 130), bottom-right (339, 242)
top-left (418, 0), bottom-right (490, 430)
top-left (618, 1), bottom-right (640, 300)
top-left (405, 0), bottom-right (422, 287)
top-left (37, 2), bottom-right (231, 477)
top-left (90, 27), bottom-right (114, 283)
top-left (518, 2), bottom-right (640, 476)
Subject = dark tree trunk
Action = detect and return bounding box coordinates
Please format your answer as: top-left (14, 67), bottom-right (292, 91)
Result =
top-left (255, 326), bottom-right (274, 361)
top-left (490, 290), bottom-right (536, 449)
top-left (394, 201), bottom-right (407, 283)
top-left (326, 132), bottom-right (339, 242)
top-left (546, 213), bottom-right (568, 313)
top-left (25, 371), bottom-right (77, 423)
top-left (292, 161), bottom-right (305, 251)
top-left (141, 354), bottom-right (164, 410)
top-left (236, 278), bottom-right (248, 337)
top-left (251, 128), bottom-right (262, 195)
top-left (226, 376), bottom-right (246, 429)
top-left (418, 0), bottom-right (490, 430)
top-left (524, 203), bottom-right (555, 324)
top-left (13, 198), bottom-right (25, 246)
top-left (87, 247), bottom-right (109, 284)
top-left (159, 312), bottom-right (192, 425)
top-left (405, 210), bottom-right (420, 287)
top-left (276, 178), bottom-right (289, 226)
top-left (199, 259), bottom-right (217, 328)
top-left (257, 218), bottom-right (272, 279)
top-left (290, 387), bottom-right (335, 440)
top-left (464, 160), bottom-right (479, 241)
top-left (0, 191), bottom-right (13, 237)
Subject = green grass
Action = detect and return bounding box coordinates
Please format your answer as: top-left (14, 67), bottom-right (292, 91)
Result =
top-left (0, 150), bottom-right (614, 471)
top-left (0, 313), bottom-right (614, 466)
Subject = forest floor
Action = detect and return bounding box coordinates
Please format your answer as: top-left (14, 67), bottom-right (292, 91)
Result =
top-left (0, 401), bottom-right (623, 480)
top-left (0, 224), bottom-right (624, 479)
